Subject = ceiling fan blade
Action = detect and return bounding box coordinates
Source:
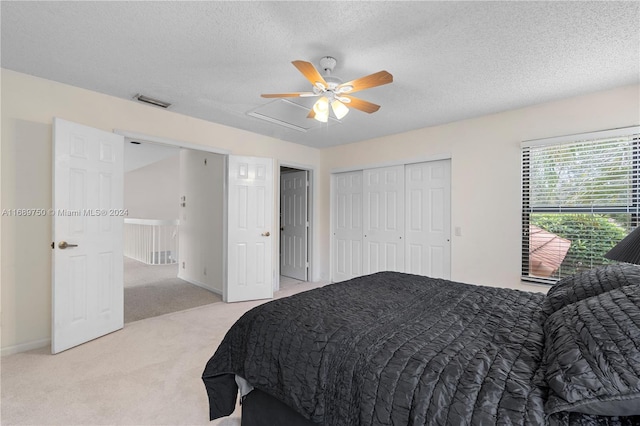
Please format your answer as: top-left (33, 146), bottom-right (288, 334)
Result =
top-left (307, 109), bottom-right (316, 119)
top-left (338, 70), bottom-right (393, 94)
top-left (292, 60), bottom-right (328, 88)
top-left (342, 95), bottom-right (381, 114)
top-left (261, 92), bottom-right (316, 98)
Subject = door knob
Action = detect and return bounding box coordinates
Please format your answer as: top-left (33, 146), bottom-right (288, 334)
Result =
top-left (58, 241), bottom-right (78, 249)
top-left (261, 232), bottom-right (271, 237)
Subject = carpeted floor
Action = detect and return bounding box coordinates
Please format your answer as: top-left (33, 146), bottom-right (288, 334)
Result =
top-left (124, 257), bottom-right (222, 323)
top-left (1, 279), bottom-right (327, 425)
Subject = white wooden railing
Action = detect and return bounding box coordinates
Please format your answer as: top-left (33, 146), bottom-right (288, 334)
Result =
top-left (124, 218), bottom-right (179, 265)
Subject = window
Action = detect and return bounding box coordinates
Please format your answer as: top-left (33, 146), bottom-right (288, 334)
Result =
top-left (521, 126), bottom-right (640, 283)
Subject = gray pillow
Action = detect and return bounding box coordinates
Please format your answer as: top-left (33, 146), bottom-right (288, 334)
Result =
top-left (542, 264), bottom-right (640, 316)
top-left (543, 285), bottom-right (640, 416)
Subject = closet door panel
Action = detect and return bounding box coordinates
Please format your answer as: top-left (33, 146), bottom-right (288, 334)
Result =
top-left (332, 171), bottom-right (363, 282)
top-left (363, 165), bottom-right (405, 274)
top-left (405, 160), bottom-right (451, 279)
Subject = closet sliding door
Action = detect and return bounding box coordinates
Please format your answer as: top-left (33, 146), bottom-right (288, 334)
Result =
top-left (332, 171), bottom-right (363, 282)
top-left (363, 165), bottom-right (405, 274)
top-left (331, 159), bottom-right (451, 282)
top-left (405, 160), bottom-right (451, 279)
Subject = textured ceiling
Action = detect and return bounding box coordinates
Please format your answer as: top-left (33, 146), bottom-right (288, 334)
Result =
top-left (1, 1), bottom-right (639, 149)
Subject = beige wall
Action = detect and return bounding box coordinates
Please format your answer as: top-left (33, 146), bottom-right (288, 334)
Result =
top-left (124, 154), bottom-right (180, 220)
top-left (2, 67), bottom-right (638, 354)
top-left (177, 150), bottom-right (225, 294)
top-left (0, 69), bottom-right (323, 353)
top-left (319, 84), bottom-right (640, 290)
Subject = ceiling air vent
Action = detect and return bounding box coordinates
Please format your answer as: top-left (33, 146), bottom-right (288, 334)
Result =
top-left (133, 94), bottom-right (171, 109)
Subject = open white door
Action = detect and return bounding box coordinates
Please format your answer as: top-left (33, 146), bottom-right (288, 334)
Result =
top-left (226, 155), bottom-right (274, 302)
top-left (280, 170), bottom-right (308, 281)
top-left (52, 118), bottom-right (124, 354)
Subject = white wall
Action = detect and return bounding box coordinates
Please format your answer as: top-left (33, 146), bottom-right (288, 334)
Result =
top-left (124, 153), bottom-right (180, 220)
top-left (319, 84), bottom-right (640, 292)
top-left (0, 69), bottom-right (323, 354)
top-left (177, 150), bottom-right (225, 294)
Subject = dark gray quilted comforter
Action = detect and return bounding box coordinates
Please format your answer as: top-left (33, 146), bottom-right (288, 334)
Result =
top-left (202, 271), bottom-right (639, 425)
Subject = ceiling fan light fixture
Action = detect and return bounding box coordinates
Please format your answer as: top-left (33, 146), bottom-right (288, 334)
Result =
top-left (262, 58), bottom-right (393, 124)
top-left (331, 99), bottom-right (349, 120)
top-left (313, 97), bottom-right (329, 122)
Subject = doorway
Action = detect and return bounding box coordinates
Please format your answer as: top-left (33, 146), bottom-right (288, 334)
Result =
top-left (122, 141), bottom-right (223, 322)
top-left (52, 120), bottom-right (277, 353)
top-left (279, 165), bottom-right (311, 289)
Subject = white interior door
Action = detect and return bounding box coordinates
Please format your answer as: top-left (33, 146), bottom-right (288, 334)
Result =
top-left (226, 155), bottom-right (273, 302)
top-left (52, 118), bottom-right (124, 354)
top-left (363, 165), bottom-right (405, 274)
top-left (332, 171), bottom-right (363, 282)
top-left (280, 170), bottom-right (308, 281)
top-left (405, 160), bottom-right (451, 279)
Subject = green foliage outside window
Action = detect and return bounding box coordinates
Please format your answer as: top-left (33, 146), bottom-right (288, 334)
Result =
top-left (531, 213), bottom-right (628, 276)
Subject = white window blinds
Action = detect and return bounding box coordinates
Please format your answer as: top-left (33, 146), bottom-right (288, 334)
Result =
top-left (521, 126), bottom-right (640, 283)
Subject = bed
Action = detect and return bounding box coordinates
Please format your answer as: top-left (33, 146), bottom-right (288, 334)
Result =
top-left (202, 265), bottom-right (640, 425)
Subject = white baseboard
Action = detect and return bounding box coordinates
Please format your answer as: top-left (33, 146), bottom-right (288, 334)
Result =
top-left (181, 277), bottom-right (223, 296)
top-left (2, 338), bottom-right (50, 357)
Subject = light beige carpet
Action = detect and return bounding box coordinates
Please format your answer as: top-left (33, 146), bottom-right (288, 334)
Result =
top-left (124, 257), bottom-right (181, 289)
top-left (124, 257), bottom-right (222, 323)
top-left (1, 279), bottom-right (326, 425)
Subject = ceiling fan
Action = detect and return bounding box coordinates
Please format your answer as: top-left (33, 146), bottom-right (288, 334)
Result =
top-left (261, 56), bottom-right (393, 123)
